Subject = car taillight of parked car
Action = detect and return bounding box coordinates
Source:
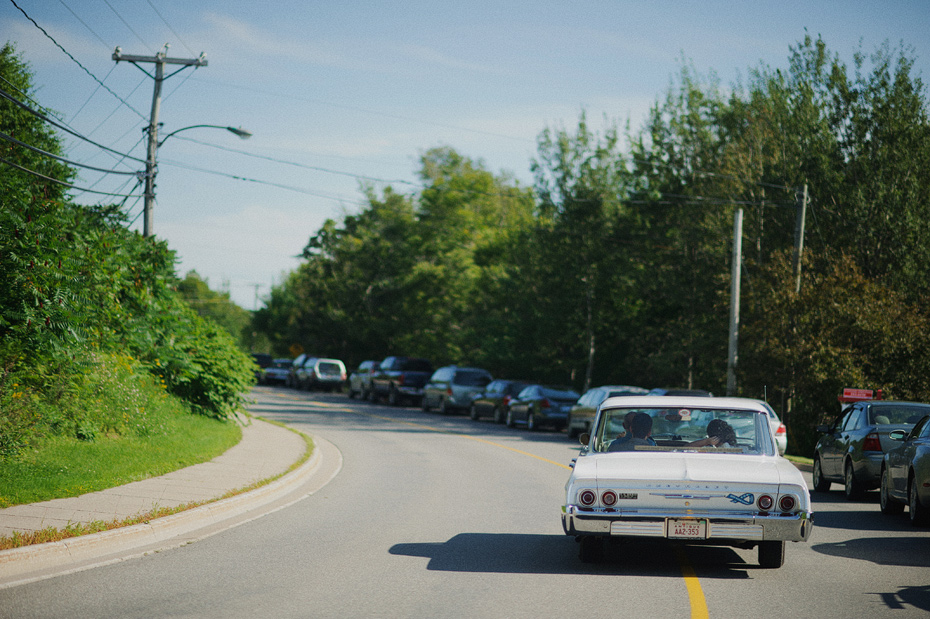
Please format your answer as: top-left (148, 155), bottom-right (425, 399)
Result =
top-left (775, 423), bottom-right (786, 436)
top-left (446, 387), bottom-right (454, 396)
top-left (863, 432), bottom-right (882, 451)
top-left (503, 396), bottom-right (512, 406)
top-left (540, 398), bottom-right (552, 409)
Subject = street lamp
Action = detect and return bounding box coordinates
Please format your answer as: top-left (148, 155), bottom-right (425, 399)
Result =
top-left (142, 124), bottom-right (252, 237)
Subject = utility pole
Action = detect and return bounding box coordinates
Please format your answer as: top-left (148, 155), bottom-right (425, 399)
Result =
top-left (791, 184), bottom-right (808, 294)
top-left (113, 46), bottom-right (207, 237)
top-left (726, 209), bottom-right (743, 396)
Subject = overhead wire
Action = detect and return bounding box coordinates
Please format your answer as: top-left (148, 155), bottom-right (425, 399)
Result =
top-left (0, 156), bottom-right (142, 198)
top-left (9, 0), bottom-right (147, 120)
top-left (0, 130), bottom-right (138, 175)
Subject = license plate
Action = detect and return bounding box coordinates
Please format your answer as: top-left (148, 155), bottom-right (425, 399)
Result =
top-left (667, 519), bottom-right (707, 539)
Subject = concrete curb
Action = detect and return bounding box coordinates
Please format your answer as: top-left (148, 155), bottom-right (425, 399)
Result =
top-left (0, 436), bottom-right (322, 586)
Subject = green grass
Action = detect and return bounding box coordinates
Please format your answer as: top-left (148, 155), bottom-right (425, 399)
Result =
top-left (0, 410), bottom-right (241, 508)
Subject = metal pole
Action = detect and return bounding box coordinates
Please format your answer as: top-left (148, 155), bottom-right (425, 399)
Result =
top-left (726, 209), bottom-right (743, 396)
top-left (791, 184), bottom-right (808, 294)
top-left (142, 55), bottom-right (164, 238)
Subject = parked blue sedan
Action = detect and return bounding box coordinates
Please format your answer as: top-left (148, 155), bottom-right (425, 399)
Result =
top-left (880, 414), bottom-right (930, 526)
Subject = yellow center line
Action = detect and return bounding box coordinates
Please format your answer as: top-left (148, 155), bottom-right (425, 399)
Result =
top-left (264, 391), bottom-right (709, 616)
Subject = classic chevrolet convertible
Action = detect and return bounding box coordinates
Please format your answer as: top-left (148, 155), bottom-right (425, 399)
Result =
top-left (562, 396), bottom-right (813, 568)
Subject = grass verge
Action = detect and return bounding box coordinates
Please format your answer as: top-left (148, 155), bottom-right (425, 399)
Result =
top-left (0, 417), bottom-right (312, 551)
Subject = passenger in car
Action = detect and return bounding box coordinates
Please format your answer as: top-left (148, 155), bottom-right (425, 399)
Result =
top-left (608, 413), bottom-right (657, 451)
top-left (689, 419), bottom-right (738, 447)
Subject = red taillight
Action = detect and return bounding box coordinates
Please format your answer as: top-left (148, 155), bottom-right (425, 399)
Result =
top-left (863, 432), bottom-right (882, 452)
top-left (775, 423), bottom-right (786, 436)
top-left (446, 387), bottom-right (453, 396)
top-left (779, 495), bottom-right (796, 512)
top-left (757, 495), bottom-right (774, 511)
top-left (601, 491), bottom-right (618, 507)
top-left (503, 395), bottom-right (512, 406)
top-left (540, 398), bottom-right (552, 409)
top-left (579, 490), bottom-right (597, 506)
top-left (397, 375), bottom-right (405, 386)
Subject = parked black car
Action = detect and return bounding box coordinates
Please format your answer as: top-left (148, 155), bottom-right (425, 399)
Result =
top-left (370, 356), bottom-right (434, 406)
top-left (506, 384), bottom-right (580, 431)
top-left (469, 379), bottom-right (532, 423)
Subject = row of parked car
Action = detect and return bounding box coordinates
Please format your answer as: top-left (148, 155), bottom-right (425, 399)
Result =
top-left (254, 353), bottom-right (930, 524)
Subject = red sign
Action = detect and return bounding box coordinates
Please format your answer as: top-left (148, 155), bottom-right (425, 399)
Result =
top-left (838, 388), bottom-right (882, 403)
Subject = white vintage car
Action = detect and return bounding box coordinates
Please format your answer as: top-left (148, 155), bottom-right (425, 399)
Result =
top-left (562, 396), bottom-right (813, 568)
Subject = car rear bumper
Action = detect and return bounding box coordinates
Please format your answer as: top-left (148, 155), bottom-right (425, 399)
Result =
top-left (561, 505), bottom-right (813, 543)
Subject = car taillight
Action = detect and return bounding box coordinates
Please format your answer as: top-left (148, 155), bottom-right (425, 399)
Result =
top-left (579, 490), bottom-right (597, 506)
top-left (503, 395), bottom-right (512, 406)
top-left (863, 432), bottom-right (882, 452)
top-left (775, 423), bottom-right (786, 436)
top-left (601, 491), bottom-right (618, 507)
top-left (397, 375), bottom-right (405, 386)
top-left (757, 495), bottom-right (774, 511)
top-left (446, 387), bottom-right (453, 396)
top-left (779, 495), bottom-right (796, 512)
top-left (540, 398), bottom-right (552, 409)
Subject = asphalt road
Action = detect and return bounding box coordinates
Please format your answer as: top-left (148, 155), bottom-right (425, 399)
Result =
top-left (2, 387), bottom-right (928, 618)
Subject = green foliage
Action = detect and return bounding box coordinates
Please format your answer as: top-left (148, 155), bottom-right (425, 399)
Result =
top-left (0, 42), bottom-right (256, 458)
top-left (176, 270), bottom-right (253, 351)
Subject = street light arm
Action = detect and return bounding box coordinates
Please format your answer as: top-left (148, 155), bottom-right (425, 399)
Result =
top-left (158, 124), bottom-right (252, 147)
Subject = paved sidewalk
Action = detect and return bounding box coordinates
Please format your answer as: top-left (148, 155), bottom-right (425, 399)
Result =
top-left (0, 418), bottom-right (306, 539)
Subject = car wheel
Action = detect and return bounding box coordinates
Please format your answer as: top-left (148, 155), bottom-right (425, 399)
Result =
top-left (388, 387), bottom-right (399, 406)
top-left (505, 409), bottom-right (515, 428)
top-left (469, 404), bottom-right (479, 420)
top-left (347, 388), bottom-right (356, 399)
top-left (578, 536), bottom-right (604, 564)
top-left (844, 461), bottom-right (863, 500)
top-left (421, 396), bottom-right (431, 412)
top-left (527, 413), bottom-right (536, 431)
top-left (880, 467), bottom-right (905, 515)
top-left (811, 457), bottom-right (831, 492)
top-left (758, 540), bottom-right (785, 569)
top-left (910, 475), bottom-right (930, 526)
top-left (440, 398), bottom-right (452, 415)
top-left (567, 415), bottom-right (578, 438)
top-left (492, 406), bottom-right (503, 424)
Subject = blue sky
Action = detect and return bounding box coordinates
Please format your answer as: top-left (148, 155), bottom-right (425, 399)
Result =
top-left (3, 1), bottom-right (928, 308)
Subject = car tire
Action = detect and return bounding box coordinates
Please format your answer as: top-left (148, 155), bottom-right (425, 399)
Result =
top-left (469, 404), bottom-right (479, 420)
top-left (758, 540), bottom-right (785, 569)
top-left (811, 457), bottom-right (831, 492)
top-left (505, 409), bottom-right (515, 428)
top-left (880, 467), bottom-right (905, 515)
top-left (567, 415), bottom-right (578, 438)
top-left (422, 396), bottom-right (431, 412)
top-left (910, 475), bottom-right (930, 526)
top-left (440, 399), bottom-right (452, 415)
top-left (844, 461), bottom-right (863, 500)
top-left (578, 536), bottom-right (604, 564)
top-left (493, 406), bottom-right (504, 424)
top-left (527, 413), bottom-right (536, 431)
top-left (388, 387), bottom-right (399, 407)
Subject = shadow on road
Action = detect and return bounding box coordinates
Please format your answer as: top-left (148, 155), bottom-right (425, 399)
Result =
top-left (810, 534), bottom-right (930, 568)
top-left (390, 533), bottom-right (757, 578)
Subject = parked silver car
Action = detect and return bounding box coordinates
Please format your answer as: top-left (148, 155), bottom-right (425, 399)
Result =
top-left (813, 400), bottom-right (929, 499)
top-left (422, 366), bottom-right (493, 414)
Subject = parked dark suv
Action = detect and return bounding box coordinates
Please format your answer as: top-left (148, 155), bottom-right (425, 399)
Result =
top-left (422, 366), bottom-right (493, 414)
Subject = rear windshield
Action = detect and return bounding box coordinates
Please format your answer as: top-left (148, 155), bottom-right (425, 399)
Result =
top-left (400, 359), bottom-right (433, 372)
top-left (869, 405), bottom-right (930, 425)
top-left (593, 407), bottom-right (773, 456)
top-left (541, 387), bottom-right (580, 400)
top-left (317, 362), bottom-right (342, 375)
top-left (455, 370), bottom-right (491, 386)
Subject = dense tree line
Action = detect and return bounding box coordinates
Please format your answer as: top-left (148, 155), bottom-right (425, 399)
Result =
top-left (0, 44), bottom-right (255, 458)
top-left (260, 35), bottom-right (928, 454)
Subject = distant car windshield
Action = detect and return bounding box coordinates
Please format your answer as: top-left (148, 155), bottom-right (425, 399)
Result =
top-left (593, 407), bottom-right (772, 456)
top-left (869, 404), bottom-right (930, 425)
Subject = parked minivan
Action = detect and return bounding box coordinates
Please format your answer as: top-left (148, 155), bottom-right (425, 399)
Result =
top-left (422, 366), bottom-right (493, 414)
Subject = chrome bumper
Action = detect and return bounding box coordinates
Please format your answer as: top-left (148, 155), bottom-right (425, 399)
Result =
top-left (562, 505), bottom-right (813, 542)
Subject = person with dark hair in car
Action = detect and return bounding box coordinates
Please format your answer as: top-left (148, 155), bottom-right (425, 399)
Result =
top-left (608, 413), bottom-right (656, 451)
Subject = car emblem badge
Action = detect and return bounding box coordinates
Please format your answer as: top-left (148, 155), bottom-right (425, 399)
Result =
top-left (727, 493), bottom-right (755, 505)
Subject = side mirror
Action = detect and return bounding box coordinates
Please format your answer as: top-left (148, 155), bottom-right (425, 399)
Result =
top-left (579, 433), bottom-right (590, 446)
top-left (889, 429), bottom-right (909, 441)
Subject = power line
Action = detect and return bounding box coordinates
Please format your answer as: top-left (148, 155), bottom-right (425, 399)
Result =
top-left (0, 156), bottom-right (143, 198)
top-left (9, 0), bottom-right (147, 120)
top-left (0, 130), bottom-right (139, 176)
top-left (144, 0), bottom-right (197, 57)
